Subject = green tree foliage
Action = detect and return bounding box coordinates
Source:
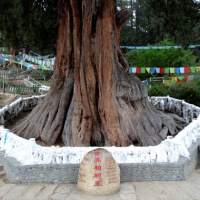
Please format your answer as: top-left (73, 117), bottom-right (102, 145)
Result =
top-left (119, 0), bottom-right (200, 46)
top-left (117, 0), bottom-right (137, 46)
top-left (0, 0), bottom-right (58, 55)
top-left (125, 39), bottom-right (196, 67)
top-left (1, 0), bottom-right (200, 54)
top-left (134, 0), bottom-right (157, 45)
top-left (137, 0), bottom-right (200, 46)
top-left (148, 0), bottom-right (200, 46)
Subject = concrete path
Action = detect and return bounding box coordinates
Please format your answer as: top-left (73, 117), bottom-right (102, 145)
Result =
top-left (1, 168), bottom-right (200, 200)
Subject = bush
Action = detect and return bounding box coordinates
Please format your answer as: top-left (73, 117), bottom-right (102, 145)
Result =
top-left (148, 84), bottom-right (169, 97)
top-left (125, 39), bottom-right (196, 67)
top-left (168, 80), bottom-right (200, 107)
top-left (147, 80), bottom-right (200, 107)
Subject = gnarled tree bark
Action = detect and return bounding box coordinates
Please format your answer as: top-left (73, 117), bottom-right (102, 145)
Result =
top-left (13, 0), bottom-right (179, 147)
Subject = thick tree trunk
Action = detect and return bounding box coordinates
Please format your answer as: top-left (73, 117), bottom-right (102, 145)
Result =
top-left (13, 0), bottom-right (179, 147)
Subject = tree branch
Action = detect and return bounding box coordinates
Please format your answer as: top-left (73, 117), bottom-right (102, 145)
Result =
top-left (117, 48), bottom-right (129, 73)
top-left (116, 8), bottom-right (132, 29)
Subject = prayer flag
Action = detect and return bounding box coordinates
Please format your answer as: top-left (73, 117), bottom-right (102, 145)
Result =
top-left (165, 68), bottom-right (170, 74)
top-left (141, 67), bottom-right (146, 73)
top-left (170, 68), bottom-right (175, 73)
top-left (180, 67), bottom-right (184, 73)
top-left (150, 67), bottom-right (156, 74)
top-left (146, 68), bottom-right (150, 73)
top-left (184, 66), bottom-right (190, 73)
top-left (164, 80), bottom-right (170, 86)
top-left (175, 68), bottom-right (180, 74)
top-left (190, 66), bottom-right (195, 73)
top-left (136, 67), bottom-right (141, 73)
top-left (160, 68), bottom-right (165, 74)
top-left (155, 67), bottom-right (160, 73)
top-left (177, 76), bottom-right (184, 80)
top-left (188, 75), bottom-right (194, 81)
top-left (131, 67), bottom-right (136, 73)
top-left (196, 67), bottom-right (200, 72)
top-left (170, 80), bottom-right (176, 85)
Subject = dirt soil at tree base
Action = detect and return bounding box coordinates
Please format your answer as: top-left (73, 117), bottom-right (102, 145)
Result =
top-left (0, 93), bottom-right (21, 108)
top-left (0, 93), bottom-right (31, 129)
top-left (0, 93), bottom-right (64, 147)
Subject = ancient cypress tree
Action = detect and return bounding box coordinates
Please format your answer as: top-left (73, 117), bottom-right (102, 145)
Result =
top-left (13, 0), bottom-right (179, 147)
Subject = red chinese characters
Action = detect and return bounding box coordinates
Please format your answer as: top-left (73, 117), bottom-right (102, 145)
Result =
top-left (94, 173), bottom-right (102, 178)
top-left (93, 151), bottom-right (102, 187)
top-left (94, 181), bottom-right (102, 186)
top-left (93, 152), bottom-right (101, 156)
top-left (94, 157), bottom-right (101, 163)
top-left (106, 156), bottom-right (118, 184)
top-left (94, 165), bottom-right (102, 170)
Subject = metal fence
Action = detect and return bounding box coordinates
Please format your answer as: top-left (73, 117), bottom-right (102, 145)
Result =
top-left (0, 81), bottom-right (39, 95)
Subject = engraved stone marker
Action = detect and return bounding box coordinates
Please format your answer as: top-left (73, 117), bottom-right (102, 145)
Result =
top-left (77, 148), bottom-right (120, 195)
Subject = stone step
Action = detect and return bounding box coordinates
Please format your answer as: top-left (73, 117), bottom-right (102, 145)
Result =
top-left (0, 164), bottom-right (3, 172)
top-left (0, 170), bottom-right (6, 178)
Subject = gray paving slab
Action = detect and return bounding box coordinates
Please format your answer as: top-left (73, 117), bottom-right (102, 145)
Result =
top-left (1, 185), bottom-right (29, 200)
top-left (53, 184), bottom-right (75, 194)
top-left (33, 184), bottom-right (58, 200)
top-left (0, 169), bottom-right (200, 200)
top-left (133, 170), bottom-right (200, 200)
top-left (13, 185), bottom-right (45, 200)
top-left (0, 183), bottom-right (15, 199)
top-left (66, 189), bottom-right (122, 200)
top-left (49, 193), bottom-right (69, 200)
top-left (175, 181), bottom-right (200, 200)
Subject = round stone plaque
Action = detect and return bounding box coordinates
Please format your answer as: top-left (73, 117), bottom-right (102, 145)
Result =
top-left (77, 148), bottom-right (120, 195)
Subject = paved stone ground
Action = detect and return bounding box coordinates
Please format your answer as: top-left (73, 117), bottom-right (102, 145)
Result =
top-left (1, 168), bottom-right (200, 200)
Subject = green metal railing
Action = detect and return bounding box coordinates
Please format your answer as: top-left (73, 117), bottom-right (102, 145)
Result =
top-left (0, 81), bottom-right (39, 95)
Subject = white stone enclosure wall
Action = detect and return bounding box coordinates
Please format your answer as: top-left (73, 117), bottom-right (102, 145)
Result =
top-left (0, 95), bottom-right (200, 165)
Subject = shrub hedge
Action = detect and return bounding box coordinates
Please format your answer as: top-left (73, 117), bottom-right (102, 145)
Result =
top-left (148, 80), bottom-right (200, 107)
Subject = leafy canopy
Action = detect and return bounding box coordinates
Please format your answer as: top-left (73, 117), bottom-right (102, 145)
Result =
top-left (119, 0), bottom-right (200, 46)
top-left (1, 0), bottom-right (200, 54)
top-left (0, 0), bottom-right (58, 55)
